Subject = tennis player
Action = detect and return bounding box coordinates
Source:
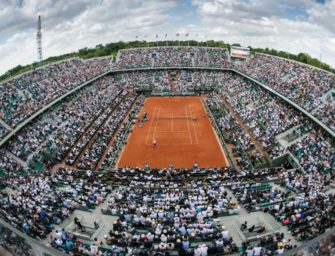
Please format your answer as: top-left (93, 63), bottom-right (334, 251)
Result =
top-left (152, 137), bottom-right (157, 148)
top-left (143, 110), bottom-right (148, 121)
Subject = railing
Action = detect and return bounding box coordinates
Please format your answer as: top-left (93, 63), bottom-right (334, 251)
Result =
top-left (281, 227), bottom-right (335, 256)
top-left (0, 218), bottom-right (67, 256)
top-left (287, 151), bottom-right (305, 173)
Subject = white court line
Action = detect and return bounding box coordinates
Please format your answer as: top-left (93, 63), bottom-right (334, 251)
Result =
top-left (153, 142), bottom-right (194, 145)
top-left (157, 110), bottom-right (173, 113)
top-left (155, 130), bottom-right (188, 133)
top-left (152, 107), bottom-right (161, 144)
top-left (188, 105), bottom-right (199, 145)
top-left (145, 107), bottom-right (158, 145)
top-left (172, 112), bottom-right (174, 132)
top-left (184, 106), bottom-right (193, 144)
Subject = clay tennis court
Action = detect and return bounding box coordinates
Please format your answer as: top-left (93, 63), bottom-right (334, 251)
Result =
top-left (116, 96), bottom-right (229, 168)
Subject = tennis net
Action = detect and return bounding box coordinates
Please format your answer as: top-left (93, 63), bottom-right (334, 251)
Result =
top-left (153, 116), bottom-right (197, 121)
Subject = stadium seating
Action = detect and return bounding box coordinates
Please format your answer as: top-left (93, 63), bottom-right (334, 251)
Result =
top-left (206, 93), bottom-right (263, 169)
top-left (0, 57), bottom-right (111, 137)
top-left (114, 47), bottom-right (232, 69)
top-left (236, 54), bottom-right (335, 132)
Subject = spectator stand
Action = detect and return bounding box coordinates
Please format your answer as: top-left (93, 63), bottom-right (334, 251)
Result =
top-left (107, 95), bottom-right (146, 168)
top-left (275, 125), bottom-right (313, 170)
top-left (234, 64), bottom-right (335, 139)
top-left (0, 69), bottom-right (111, 148)
top-left (201, 96), bottom-right (238, 169)
top-left (206, 99), bottom-right (256, 170)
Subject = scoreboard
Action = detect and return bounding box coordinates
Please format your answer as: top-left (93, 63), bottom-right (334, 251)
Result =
top-left (230, 46), bottom-right (250, 58)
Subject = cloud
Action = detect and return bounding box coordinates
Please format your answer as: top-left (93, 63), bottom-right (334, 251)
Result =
top-left (190, 0), bottom-right (335, 67)
top-left (308, 0), bottom-right (335, 34)
top-left (0, 0), bottom-right (334, 75)
top-left (0, 0), bottom-right (177, 75)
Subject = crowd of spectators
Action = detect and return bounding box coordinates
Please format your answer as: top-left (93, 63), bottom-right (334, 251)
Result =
top-left (77, 93), bottom-right (138, 170)
top-left (1, 73), bottom-right (142, 175)
top-left (269, 189), bottom-right (335, 242)
top-left (0, 166), bottom-right (302, 255)
top-left (1, 67), bottom-right (334, 179)
top-left (0, 170), bottom-right (110, 241)
top-left (0, 164), bottom-right (333, 255)
top-left (224, 76), bottom-right (281, 158)
top-left (114, 47), bottom-right (232, 70)
top-left (174, 71), bottom-right (232, 92)
top-left (241, 233), bottom-right (294, 256)
top-left (313, 100), bottom-right (335, 131)
top-left (206, 93), bottom-right (263, 169)
top-left (3, 76), bottom-right (122, 172)
top-left (65, 89), bottom-right (128, 166)
top-left (228, 182), bottom-right (290, 212)
top-left (214, 73), bottom-right (335, 173)
top-left (236, 54), bottom-right (335, 132)
top-left (215, 74), bottom-right (308, 159)
top-left (0, 149), bottom-right (26, 176)
top-left (0, 57), bottom-right (111, 130)
top-left (256, 169), bottom-right (335, 244)
top-left (295, 230), bottom-right (335, 256)
top-left (1, 70), bottom-right (334, 176)
top-left (0, 124), bottom-right (9, 141)
top-left (112, 71), bottom-right (171, 91)
top-left (109, 70), bottom-right (232, 92)
top-left (288, 129), bottom-right (335, 173)
top-left (102, 183), bottom-right (239, 255)
top-left (98, 96), bottom-right (145, 171)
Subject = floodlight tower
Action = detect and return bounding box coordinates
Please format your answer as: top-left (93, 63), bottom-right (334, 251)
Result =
top-left (36, 15), bottom-right (43, 63)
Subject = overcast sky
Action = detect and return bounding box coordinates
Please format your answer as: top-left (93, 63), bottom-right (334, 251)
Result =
top-left (0, 0), bottom-right (334, 75)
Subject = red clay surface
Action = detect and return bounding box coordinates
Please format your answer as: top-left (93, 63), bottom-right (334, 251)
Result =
top-left (116, 96), bottom-right (229, 169)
